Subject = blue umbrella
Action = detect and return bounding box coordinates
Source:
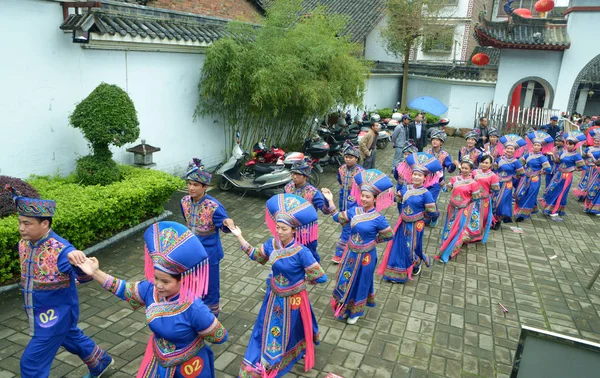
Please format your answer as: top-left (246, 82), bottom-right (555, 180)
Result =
top-left (408, 96), bottom-right (449, 116)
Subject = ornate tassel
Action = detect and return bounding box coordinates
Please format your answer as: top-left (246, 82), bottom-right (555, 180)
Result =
top-left (495, 143), bottom-right (504, 157)
top-left (144, 246), bottom-right (154, 283)
top-left (424, 171), bottom-right (442, 188)
top-left (265, 208), bottom-right (277, 239)
top-left (350, 181), bottom-right (361, 201)
top-left (396, 162), bottom-right (412, 184)
top-left (515, 146), bottom-right (527, 158)
top-left (178, 261), bottom-right (210, 304)
top-left (376, 189), bottom-right (395, 212)
top-left (295, 221), bottom-right (319, 244)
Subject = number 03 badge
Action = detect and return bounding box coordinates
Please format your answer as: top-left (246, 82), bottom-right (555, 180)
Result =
top-left (36, 307), bottom-right (59, 328)
top-left (181, 356), bottom-right (204, 378)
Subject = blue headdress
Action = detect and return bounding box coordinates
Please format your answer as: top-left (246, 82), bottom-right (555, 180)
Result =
top-left (143, 221), bottom-right (209, 303)
top-left (343, 143), bottom-right (360, 158)
top-left (291, 158), bottom-right (312, 177)
top-left (430, 129), bottom-right (447, 143)
top-left (265, 194), bottom-right (319, 244)
top-left (351, 169), bottom-right (394, 211)
top-left (526, 131), bottom-right (554, 154)
top-left (465, 130), bottom-right (480, 141)
top-left (4, 184), bottom-right (56, 218)
top-left (185, 158), bottom-right (212, 185)
top-left (405, 152), bottom-right (443, 188)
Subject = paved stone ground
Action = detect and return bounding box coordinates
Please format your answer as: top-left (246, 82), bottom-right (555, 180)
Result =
top-left (1, 136), bottom-right (600, 378)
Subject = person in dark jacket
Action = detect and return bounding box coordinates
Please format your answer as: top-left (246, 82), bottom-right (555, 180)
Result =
top-left (408, 113), bottom-right (428, 152)
top-left (475, 117), bottom-right (489, 150)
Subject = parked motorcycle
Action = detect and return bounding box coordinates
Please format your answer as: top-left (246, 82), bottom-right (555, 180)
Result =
top-left (216, 132), bottom-right (292, 196)
top-left (244, 138), bottom-right (285, 174)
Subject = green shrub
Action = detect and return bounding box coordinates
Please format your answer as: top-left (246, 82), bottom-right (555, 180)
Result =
top-left (375, 108), bottom-right (441, 124)
top-left (0, 166), bottom-right (183, 285)
top-left (75, 154), bottom-right (121, 186)
top-left (70, 83), bottom-right (140, 186)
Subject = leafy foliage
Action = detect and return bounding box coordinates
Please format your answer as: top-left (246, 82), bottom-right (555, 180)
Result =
top-left (70, 83), bottom-right (140, 156)
top-left (0, 166), bottom-right (182, 285)
top-left (0, 176), bottom-right (39, 218)
top-left (376, 108), bottom-right (441, 123)
top-left (196, 0), bottom-right (371, 151)
top-left (379, 0), bottom-right (455, 109)
top-left (75, 154), bottom-right (121, 186)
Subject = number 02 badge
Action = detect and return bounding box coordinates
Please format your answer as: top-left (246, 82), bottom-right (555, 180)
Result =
top-left (181, 356), bottom-right (204, 378)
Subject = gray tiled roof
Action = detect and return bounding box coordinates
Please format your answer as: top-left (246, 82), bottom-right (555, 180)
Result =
top-left (60, 3), bottom-right (232, 43)
top-left (301, 0), bottom-right (385, 42)
top-left (474, 11), bottom-right (570, 50)
top-left (263, 0), bottom-right (385, 42)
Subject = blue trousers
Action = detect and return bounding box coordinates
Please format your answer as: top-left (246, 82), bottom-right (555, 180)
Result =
top-left (305, 240), bottom-right (320, 263)
top-left (204, 263), bottom-right (221, 317)
top-left (21, 327), bottom-right (111, 378)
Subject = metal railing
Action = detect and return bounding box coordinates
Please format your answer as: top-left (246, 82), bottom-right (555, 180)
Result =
top-left (473, 103), bottom-right (572, 136)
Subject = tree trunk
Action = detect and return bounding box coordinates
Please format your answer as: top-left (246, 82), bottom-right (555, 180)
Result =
top-left (400, 45), bottom-right (411, 110)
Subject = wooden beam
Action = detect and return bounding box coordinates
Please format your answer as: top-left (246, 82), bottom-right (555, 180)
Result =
top-left (60, 2), bottom-right (101, 21)
top-left (564, 6), bottom-right (600, 15)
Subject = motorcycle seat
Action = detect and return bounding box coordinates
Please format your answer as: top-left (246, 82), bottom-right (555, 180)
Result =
top-left (254, 163), bottom-right (283, 174)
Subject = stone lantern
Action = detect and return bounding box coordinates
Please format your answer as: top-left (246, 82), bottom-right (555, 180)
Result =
top-left (126, 139), bottom-right (161, 168)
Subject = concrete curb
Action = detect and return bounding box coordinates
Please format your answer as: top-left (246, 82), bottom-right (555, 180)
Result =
top-left (0, 210), bottom-right (173, 294)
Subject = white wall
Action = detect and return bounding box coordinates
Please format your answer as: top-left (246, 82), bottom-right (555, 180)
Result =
top-left (493, 49), bottom-right (563, 107)
top-left (553, 9), bottom-right (600, 110)
top-left (415, 23), bottom-right (468, 62)
top-left (0, 0), bottom-right (226, 179)
top-left (363, 75), bottom-right (402, 111)
top-left (407, 76), bottom-right (495, 128)
top-left (364, 18), bottom-right (402, 63)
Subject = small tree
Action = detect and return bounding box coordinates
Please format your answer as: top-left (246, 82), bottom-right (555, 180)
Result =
top-left (379, 0), bottom-right (455, 109)
top-left (196, 0), bottom-right (371, 150)
top-left (70, 83), bottom-right (140, 185)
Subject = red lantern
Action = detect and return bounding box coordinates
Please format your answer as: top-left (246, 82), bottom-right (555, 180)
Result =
top-left (535, 0), bottom-right (554, 12)
top-left (535, 0), bottom-right (554, 18)
top-left (513, 8), bottom-right (532, 18)
top-left (472, 53), bottom-right (490, 66)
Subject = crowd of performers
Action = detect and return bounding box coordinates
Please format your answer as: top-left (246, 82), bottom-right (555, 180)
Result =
top-left (5, 125), bottom-right (600, 377)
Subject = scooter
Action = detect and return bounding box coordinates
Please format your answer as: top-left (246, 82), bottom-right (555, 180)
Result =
top-left (216, 132), bottom-right (292, 196)
top-left (244, 138), bottom-right (285, 174)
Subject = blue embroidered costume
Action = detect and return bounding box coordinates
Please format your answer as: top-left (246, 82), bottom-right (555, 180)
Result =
top-left (4, 186), bottom-right (112, 378)
top-left (239, 194), bottom-right (326, 378)
top-left (330, 170), bottom-right (394, 322)
top-left (514, 131), bottom-right (554, 220)
top-left (333, 145), bottom-right (364, 264)
top-left (540, 132), bottom-right (587, 216)
top-left (493, 135), bottom-right (526, 223)
top-left (285, 159), bottom-right (335, 263)
top-left (98, 222), bottom-right (228, 378)
top-left (379, 153), bottom-right (441, 283)
top-left (425, 130), bottom-right (456, 202)
top-left (181, 158), bottom-right (231, 317)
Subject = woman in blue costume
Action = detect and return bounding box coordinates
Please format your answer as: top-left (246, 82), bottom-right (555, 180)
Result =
top-left (78, 221), bottom-right (228, 378)
top-left (454, 130), bottom-right (483, 170)
top-left (540, 131), bottom-right (587, 216)
top-left (377, 153), bottom-right (441, 283)
top-left (394, 142), bottom-right (419, 186)
top-left (322, 169), bottom-right (394, 325)
top-left (230, 194), bottom-right (327, 378)
top-left (546, 133), bottom-right (565, 187)
top-left (584, 129), bottom-right (600, 215)
top-left (574, 129), bottom-right (600, 201)
top-left (491, 134), bottom-right (526, 229)
top-left (514, 131), bottom-right (553, 222)
top-left (425, 130), bottom-right (456, 203)
top-left (332, 144), bottom-right (364, 264)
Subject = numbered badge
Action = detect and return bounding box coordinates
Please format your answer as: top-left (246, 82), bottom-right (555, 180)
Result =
top-left (290, 295), bottom-right (302, 310)
top-left (36, 308), bottom-right (59, 328)
top-left (181, 356), bottom-right (204, 378)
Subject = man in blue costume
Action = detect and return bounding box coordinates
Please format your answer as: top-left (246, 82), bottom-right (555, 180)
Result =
top-left (180, 158), bottom-right (234, 317)
top-left (4, 185), bottom-right (113, 378)
top-left (284, 158), bottom-right (335, 262)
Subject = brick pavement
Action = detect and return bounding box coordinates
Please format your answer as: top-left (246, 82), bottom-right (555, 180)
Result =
top-left (1, 136), bottom-right (600, 378)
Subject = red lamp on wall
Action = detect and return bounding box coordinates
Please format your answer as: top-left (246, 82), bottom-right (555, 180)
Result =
top-left (535, 0), bottom-right (555, 18)
top-left (472, 53), bottom-right (491, 66)
top-left (513, 8), bottom-right (532, 18)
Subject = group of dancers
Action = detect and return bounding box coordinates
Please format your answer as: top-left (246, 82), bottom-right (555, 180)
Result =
top-left (6, 124), bottom-right (600, 378)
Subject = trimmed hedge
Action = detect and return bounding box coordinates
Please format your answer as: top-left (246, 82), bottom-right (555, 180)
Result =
top-left (0, 165), bottom-right (183, 285)
top-left (376, 108), bottom-right (441, 124)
